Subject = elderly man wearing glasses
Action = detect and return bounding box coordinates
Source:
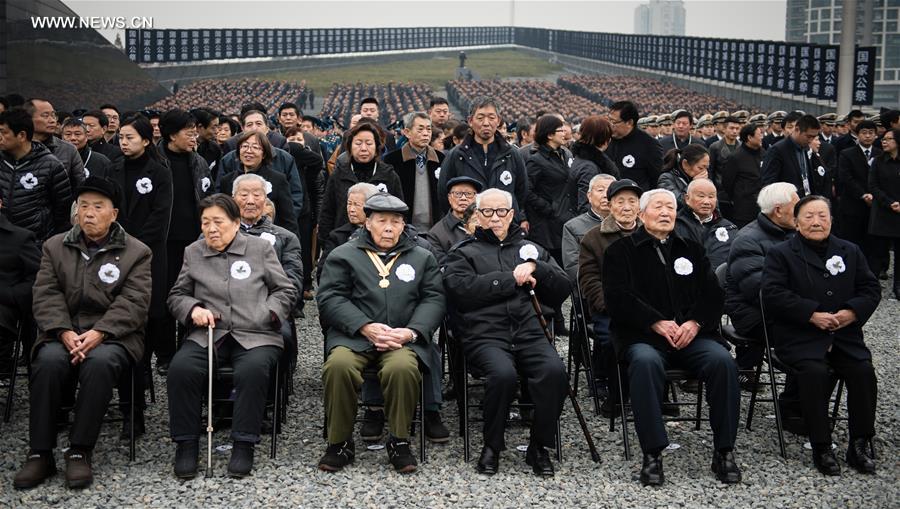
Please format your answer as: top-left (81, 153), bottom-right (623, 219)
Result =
top-left (443, 188), bottom-right (571, 477)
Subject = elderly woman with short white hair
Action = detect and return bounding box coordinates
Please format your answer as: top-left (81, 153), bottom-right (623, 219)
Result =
top-left (166, 193), bottom-right (296, 480)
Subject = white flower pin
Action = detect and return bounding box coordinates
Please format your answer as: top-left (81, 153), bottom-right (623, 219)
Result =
top-left (98, 263), bottom-right (120, 284)
top-left (201, 177), bottom-right (211, 192)
top-left (230, 260), bottom-right (252, 280)
top-left (20, 173), bottom-right (38, 190)
top-left (622, 154), bottom-right (636, 168)
top-left (375, 183), bottom-right (388, 193)
top-left (673, 257), bottom-right (693, 276)
top-left (260, 232), bottom-right (276, 245)
top-left (395, 263), bottom-right (416, 282)
top-left (136, 177), bottom-right (153, 194)
top-left (715, 227), bottom-right (729, 242)
top-left (519, 243), bottom-right (539, 261)
top-left (499, 170), bottom-right (513, 186)
top-left (825, 255), bottom-right (845, 276)
top-left (264, 179), bottom-right (273, 195)
top-left (434, 167), bottom-right (441, 180)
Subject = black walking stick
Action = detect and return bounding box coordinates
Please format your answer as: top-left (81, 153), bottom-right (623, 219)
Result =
top-left (206, 325), bottom-right (214, 478)
top-left (527, 284), bottom-right (601, 463)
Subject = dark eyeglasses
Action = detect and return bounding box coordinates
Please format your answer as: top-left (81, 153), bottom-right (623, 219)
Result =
top-left (478, 208), bottom-right (511, 218)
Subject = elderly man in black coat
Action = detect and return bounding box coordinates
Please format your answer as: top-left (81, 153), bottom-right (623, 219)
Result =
top-left (603, 188), bottom-right (741, 487)
top-left (762, 195), bottom-right (881, 477)
top-left (444, 188), bottom-right (570, 477)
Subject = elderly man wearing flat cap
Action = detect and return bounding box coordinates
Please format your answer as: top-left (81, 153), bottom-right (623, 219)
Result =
top-left (317, 193), bottom-right (445, 474)
top-left (15, 176), bottom-right (152, 490)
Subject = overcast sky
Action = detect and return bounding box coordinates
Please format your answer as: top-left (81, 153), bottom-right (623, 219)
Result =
top-left (63, 0), bottom-right (787, 43)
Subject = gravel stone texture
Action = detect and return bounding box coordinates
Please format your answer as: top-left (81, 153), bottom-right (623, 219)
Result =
top-left (0, 281), bottom-right (897, 507)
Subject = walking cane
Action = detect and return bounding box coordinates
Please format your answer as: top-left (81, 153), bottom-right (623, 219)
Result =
top-left (206, 325), bottom-right (214, 478)
top-left (527, 284), bottom-right (601, 463)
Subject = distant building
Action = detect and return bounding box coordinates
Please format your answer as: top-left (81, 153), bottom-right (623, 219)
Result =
top-left (634, 0), bottom-right (686, 36)
top-left (785, 0), bottom-right (898, 107)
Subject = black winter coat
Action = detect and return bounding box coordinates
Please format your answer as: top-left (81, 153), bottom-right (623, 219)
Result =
top-left (437, 134), bottom-right (529, 223)
top-left (568, 142), bottom-right (619, 215)
top-left (422, 211), bottom-right (469, 266)
top-left (838, 145), bottom-right (880, 219)
top-left (761, 235), bottom-right (881, 365)
top-left (0, 141), bottom-right (73, 244)
top-left (760, 137), bottom-right (830, 197)
top-left (721, 144), bottom-right (764, 227)
top-left (603, 227), bottom-right (724, 357)
top-left (443, 224), bottom-right (571, 346)
top-left (525, 144), bottom-right (574, 250)
top-left (286, 141), bottom-right (325, 219)
top-left (0, 215), bottom-right (41, 334)
top-left (383, 144), bottom-right (444, 228)
top-left (219, 164), bottom-right (300, 238)
top-left (107, 152), bottom-right (174, 317)
top-left (868, 154), bottom-right (900, 237)
top-left (606, 127), bottom-right (663, 190)
top-left (674, 206), bottom-right (738, 269)
top-left (724, 213), bottom-right (793, 335)
top-left (317, 154), bottom-right (402, 245)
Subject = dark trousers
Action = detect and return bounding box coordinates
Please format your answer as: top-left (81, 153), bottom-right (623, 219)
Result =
top-left (158, 239), bottom-right (193, 363)
top-left (592, 313), bottom-right (622, 401)
top-left (465, 338), bottom-right (567, 451)
top-left (298, 213), bottom-right (315, 290)
top-left (167, 337), bottom-right (280, 443)
top-left (625, 338), bottom-right (740, 453)
top-left (361, 358), bottom-right (442, 412)
top-left (792, 348), bottom-right (877, 445)
top-left (29, 342), bottom-right (130, 451)
top-left (840, 213), bottom-right (884, 273)
top-left (869, 236), bottom-right (900, 287)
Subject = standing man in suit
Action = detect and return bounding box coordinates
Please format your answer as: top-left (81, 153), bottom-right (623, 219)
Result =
top-left (837, 120), bottom-right (882, 271)
top-left (760, 115), bottom-right (827, 198)
top-left (832, 110), bottom-right (866, 154)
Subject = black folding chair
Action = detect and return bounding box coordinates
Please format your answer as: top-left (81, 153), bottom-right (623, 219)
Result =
top-left (2, 320), bottom-right (29, 422)
top-left (567, 279), bottom-right (602, 416)
top-left (754, 291), bottom-right (847, 458)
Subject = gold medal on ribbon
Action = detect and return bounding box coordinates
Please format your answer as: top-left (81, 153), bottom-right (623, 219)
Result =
top-left (366, 250), bottom-right (401, 290)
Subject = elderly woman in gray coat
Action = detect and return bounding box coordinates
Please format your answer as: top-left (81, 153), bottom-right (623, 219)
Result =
top-left (166, 194), bottom-right (296, 480)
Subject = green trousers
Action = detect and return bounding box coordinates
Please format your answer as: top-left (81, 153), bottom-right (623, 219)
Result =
top-left (323, 346), bottom-right (421, 444)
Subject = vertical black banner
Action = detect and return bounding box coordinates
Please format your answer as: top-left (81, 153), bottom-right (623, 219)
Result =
top-left (125, 29), bottom-right (140, 62)
top-left (786, 44), bottom-right (798, 94)
top-left (820, 45), bottom-right (838, 101)
top-left (852, 46), bottom-right (876, 105)
top-left (797, 44), bottom-right (811, 97)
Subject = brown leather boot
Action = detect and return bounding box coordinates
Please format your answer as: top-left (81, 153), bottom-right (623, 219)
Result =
top-left (64, 447), bottom-right (94, 489)
top-left (14, 451), bottom-right (57, 489)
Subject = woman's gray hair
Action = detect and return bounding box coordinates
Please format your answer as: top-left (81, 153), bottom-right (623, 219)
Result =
top-left (231, 173), bottom-right (268, 196)
top-left (639, 188), bottom-right (677, 212)
top-left (757, 182), bottom-right (798, 215)
top-left (347, 182), bottom-right (379, 200)
top-left (475, 188), bottom-right (513, 208)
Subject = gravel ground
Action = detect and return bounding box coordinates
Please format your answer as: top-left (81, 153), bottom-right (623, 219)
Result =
top-left (1, 283), bottom-right (897, 508)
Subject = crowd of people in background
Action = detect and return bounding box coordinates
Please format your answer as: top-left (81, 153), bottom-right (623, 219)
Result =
top-left (0, 76), bottom-right (897, 491)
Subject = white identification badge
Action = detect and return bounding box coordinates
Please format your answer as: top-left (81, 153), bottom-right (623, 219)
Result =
top-left (395, 263), bottom-right (416, 282)
top-left (622, 155), bottom-right (636, 168)
top-left (825, 255), bottom-right (846, 276)
top-left (136, 177), bottom-right (153, 194)
top-left (375, 183), bottom-right (388, 193)
top-left (715, 227), bottom-right (729, 242)
top-left (230, 260), bottom-right (252, 280)
top-left (674, 257), bottom-right (694, 276)
top-left (260, 232), bottom-right (277, 245)
top-left (500, 170), bottom-right (512, 186)
top-left (98, 263), bottom-right (120, 284)
top-left (519, 243), bottom-right (539, 261)
top-left (20, 172), bottom-right (38, 190)
top-left (201, 177), bottom-right (211, 192)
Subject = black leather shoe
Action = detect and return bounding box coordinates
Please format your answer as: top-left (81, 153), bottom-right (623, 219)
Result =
top-left (14, 451), bottom-right (56, 489)
top-left (227, 441), bottom-right (254, 478)
top-left (525, 444), bottom-right (554, 477)
top-left (174, 440), bottom-right (199, 479)
top-left (640, 452), bottom-right (664, 486)
top-left (318, 440), bottom-right (355, 472)
top-left (846, 438), bottom-right (876, 474)
top-left (64, 447), bottom-right (93, 489)
top-left (812, 446), bottom-right (841, 476)
top-left (711, 450), bottom-right (742, 484)
top-left (386, 436), bottom-right (417, 474)
top-left (476, 445), bottom-right (499, 475)
top-left (424, 411), bottom-right (450, 443)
